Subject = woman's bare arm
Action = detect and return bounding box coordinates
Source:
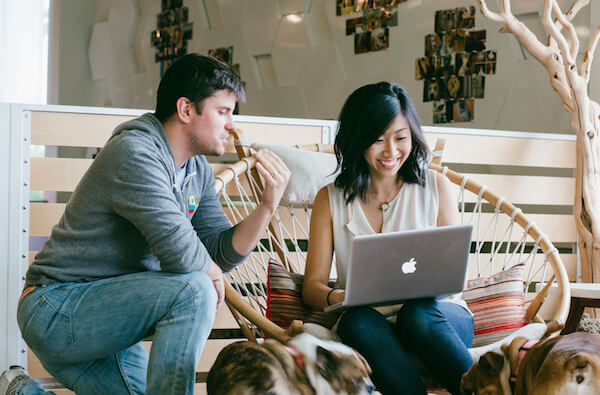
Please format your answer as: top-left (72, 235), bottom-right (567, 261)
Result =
top-left (303, 187), bottom-right (344, 309)
top-left (436, 172), bottom-right (460, 227)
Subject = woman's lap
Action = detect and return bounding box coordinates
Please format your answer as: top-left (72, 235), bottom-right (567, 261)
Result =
top-left (336, 299), bottom-right (473, 395)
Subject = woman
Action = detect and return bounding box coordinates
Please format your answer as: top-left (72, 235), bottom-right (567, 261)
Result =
top-left (302, 82), bottom-right (473, 394)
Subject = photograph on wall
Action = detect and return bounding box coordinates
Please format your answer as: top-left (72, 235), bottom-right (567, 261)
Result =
top-left (463, 74), bottom-right (472, 98)
top-left (355, 31), bottom-right (371, 54)
top-left (162, 0), bottom-right (183, 11)
top-left (452, 29), bottom-right (466, 53)
top-left (381, 8), bottom-right (398, 27)
top-left (432, 55), bottom-right (453, 77)
top-left (435, 9), bottom-right (456, 33)
top-left (363, 9), bottom-right (384, 30)
top-left (485, 50), bottom-right (497, 74)
top-left (346, 16), bottom-right (365, 35)
top-left (433, 101), bottom-right (449, 123)
top-left (466, 30), bottom-right (486, 52)
top-left (455, 52), bottom-right (470, 75)
top-left (425, 34), bottom-right (442, 57)
top-left (439, 32), bottom-right (454, 56)
top-left (415, 57), bottom-right (431, 80)
top-left (423, 79), bottom-right (441, 102)
top-left (337, 0), bottom-right (356, 16)
top-left (208, 46), bottom-right (233, 65)
top-left (354, 0), bottom-right (374, 13)
top-left (470, 51), bottom-right (486, 74)
top-left (456, 6), bottom-right (475, 29)
top-left (472, 75), bottom-right (485, 98)
top-left (182, 22), bottom-right (193, 40)
top-left (453, 98), bottom-right (474, 122)
top-left (370, 28), bottom-right (389, 51)
top-left (446, 75), bottom-right (463, 99)
top-left (174, 7), bottom-right (189, 24)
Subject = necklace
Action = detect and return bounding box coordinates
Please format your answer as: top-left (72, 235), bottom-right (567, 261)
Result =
top-left (373, 184), bottom-right (401, 212)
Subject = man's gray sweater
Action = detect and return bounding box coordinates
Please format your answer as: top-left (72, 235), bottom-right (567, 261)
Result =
top-left (26, 113), bottom-right (245, 286)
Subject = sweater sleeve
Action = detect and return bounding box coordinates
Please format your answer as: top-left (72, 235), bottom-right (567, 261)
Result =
top-left (110, 142), bottom-right (214, 273)
top-left (191, 159), bottom-right (248, 272)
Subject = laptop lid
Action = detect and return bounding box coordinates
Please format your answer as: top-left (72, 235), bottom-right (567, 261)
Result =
top-left (342, 224), bottom-right (473, 309)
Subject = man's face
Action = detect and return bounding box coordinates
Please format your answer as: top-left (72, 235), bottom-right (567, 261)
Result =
top-left (186, 89), bottom-right (237, 156)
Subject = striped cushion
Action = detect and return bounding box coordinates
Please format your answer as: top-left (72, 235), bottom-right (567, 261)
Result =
top-left (267, 259), bottom-right (340, 329)
top-left (463, 263), bottom-right (528, 347)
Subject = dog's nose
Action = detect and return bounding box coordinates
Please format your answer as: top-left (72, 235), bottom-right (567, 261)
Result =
top-left (365, 379), bottom-right (376, 394)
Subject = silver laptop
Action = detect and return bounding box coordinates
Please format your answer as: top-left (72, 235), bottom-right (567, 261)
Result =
top-left (324, 224), bottom-right (473, 312)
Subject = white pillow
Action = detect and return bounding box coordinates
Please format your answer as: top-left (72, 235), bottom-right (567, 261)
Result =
top-left (252, 143), bottom-right (339, 204)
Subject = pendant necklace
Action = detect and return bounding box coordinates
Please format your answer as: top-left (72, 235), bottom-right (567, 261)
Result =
top-left (377, 184), bottom-right (401, 212)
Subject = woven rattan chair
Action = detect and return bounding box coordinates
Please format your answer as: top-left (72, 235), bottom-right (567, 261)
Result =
top-left (213, 136), bottom-right (571, 348)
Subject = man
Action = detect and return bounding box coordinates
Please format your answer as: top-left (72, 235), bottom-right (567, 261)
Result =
top-left (0, 54), bottom-right (290, 395)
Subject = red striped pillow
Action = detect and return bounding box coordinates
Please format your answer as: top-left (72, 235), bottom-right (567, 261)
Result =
top-left (463, 263), bottom-right (528, 347)
top-left (267, 259), bottom-right (340, 330)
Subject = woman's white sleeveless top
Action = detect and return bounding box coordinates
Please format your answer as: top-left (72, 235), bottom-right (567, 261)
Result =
top-left (326, 169), bottom-right (468, 311)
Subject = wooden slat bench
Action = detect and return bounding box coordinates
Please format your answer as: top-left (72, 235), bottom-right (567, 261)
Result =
top-left (2, 103), bottom-right (578, 392)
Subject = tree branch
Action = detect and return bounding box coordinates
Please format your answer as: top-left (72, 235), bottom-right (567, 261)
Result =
top-left (552, 1), bottom-right (579, 60)
top-left (478, 0), bottom-right (575, 112)
top-left (565, 0), bottom-right (590, 20)
top-left (582, 24), bottom-right (600, 84)
top-left (542, 0), bottom-right (575, 67)
top-left (477, 0), bottom-right (504, 23)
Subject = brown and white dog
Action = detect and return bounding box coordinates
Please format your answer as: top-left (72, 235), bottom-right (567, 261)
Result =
top-left (461, 331), bottom-right (600, 395)
top-left (207, 332), bottom-right (375, 395)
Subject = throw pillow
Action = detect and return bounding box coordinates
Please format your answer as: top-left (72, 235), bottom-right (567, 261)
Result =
top-left (267, 258), bottom-right (340, 329)
top-left (251, 143), bottom-right (339, 204)
top-left (463, 263), bottom-right (529, 347)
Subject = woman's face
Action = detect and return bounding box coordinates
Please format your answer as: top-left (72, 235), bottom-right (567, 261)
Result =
top-left (363, 115), bottom-right (413, 179)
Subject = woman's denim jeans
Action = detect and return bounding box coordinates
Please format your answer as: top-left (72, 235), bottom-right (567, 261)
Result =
top-left (17, 270), bottom-right (217, 395)
top-left (337, 299), bottom-right (474, 395)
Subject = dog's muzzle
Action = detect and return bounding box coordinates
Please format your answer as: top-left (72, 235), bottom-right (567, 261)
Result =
top-left (362, 377), bottom-right (376, 394)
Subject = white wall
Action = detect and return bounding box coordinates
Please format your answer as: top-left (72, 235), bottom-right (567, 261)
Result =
top-left (54, 0), bottom-right (600, 134)
top-left (50, 0), bottom-right (96, 106)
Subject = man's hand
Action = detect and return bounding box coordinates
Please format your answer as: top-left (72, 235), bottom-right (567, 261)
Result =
top-left (254, 149), bottom-right (291, 213)
top-left (230, 150), bottom-right (290, 256)
top-left (207, 261), bottom-right (225, 309)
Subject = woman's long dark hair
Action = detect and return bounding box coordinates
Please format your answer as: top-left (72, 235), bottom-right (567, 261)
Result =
top-left (334, 82), bottom-right (429, 204)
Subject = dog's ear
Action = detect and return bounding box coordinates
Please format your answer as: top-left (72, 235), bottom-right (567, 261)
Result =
top-left (354, 351), bottom-right (372, 375)
top-left (315, 346), bottom-right (337, 377)
top-left (460, 369), bottom-right (476, 395)
top-left (480, 351), bottom-right (505, 373)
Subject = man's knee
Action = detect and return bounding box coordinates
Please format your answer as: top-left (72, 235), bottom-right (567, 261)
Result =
top-left (177, 271), bottom-right (218, 315)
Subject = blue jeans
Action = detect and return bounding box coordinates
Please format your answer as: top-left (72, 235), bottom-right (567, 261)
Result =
top-left (337, 299), bottom-right (474, 395)
top-left (17, 271), bottom-right (217, 395)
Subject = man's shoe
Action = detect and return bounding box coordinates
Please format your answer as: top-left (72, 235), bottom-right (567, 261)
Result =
top-left (0, 366), bottom-right (30, 395)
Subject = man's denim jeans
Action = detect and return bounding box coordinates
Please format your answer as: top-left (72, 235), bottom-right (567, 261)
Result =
top-left (17, 270), bottom-right (217, 395)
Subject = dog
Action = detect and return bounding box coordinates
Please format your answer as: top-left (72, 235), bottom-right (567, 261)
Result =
top-left (207, 332), bottom-right (375, 395)
top-left (461, 330), bottom-right (600, 394)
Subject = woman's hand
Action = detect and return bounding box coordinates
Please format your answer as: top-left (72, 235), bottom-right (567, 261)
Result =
top-left (328, 288), bottom-right (345, 306)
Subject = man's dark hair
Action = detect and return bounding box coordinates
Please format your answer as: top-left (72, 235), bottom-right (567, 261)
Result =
top-left (155, 53), bottom-right (246, 122)
top-left (334, 82), bottom-right (430, 204)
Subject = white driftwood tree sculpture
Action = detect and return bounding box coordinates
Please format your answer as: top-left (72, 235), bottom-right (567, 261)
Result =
top-left (477, 0), bottom-right (600, 285)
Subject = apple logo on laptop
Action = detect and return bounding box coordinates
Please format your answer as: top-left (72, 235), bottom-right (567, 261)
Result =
top-left (401, 258), bottom-right (417, 274)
